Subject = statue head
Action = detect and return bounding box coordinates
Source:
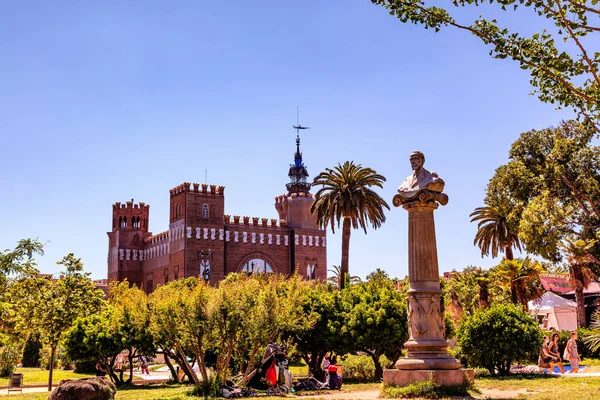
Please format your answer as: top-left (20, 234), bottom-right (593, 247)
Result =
top-left (409, 151), bottom-right (425, 171)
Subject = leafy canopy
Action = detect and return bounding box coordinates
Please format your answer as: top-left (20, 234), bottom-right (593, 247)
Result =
top-left (371, 0), bottom-right (600, 132)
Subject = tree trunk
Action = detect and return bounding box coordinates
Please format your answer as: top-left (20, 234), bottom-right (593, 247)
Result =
top-left (478, 284), bottom-right (490, 308)
top-left (47, 344), bottom-right (56, 392)
top-left (505, 246), bottom-right (514, 260)
top-left (176, 341), bottom-right (201, 386)
top-left (575, 286), bottom-right (586, 327)
top-left (126, 350), bottom-right (136, 384)
top-left (510, 281), bottom-right (519, 305)
top-left (368, 352), bottom-right (383, 380)
top-left (340, 218), bottom-right (351, 289)
top-left (164, 353), bottom-right (178, 383)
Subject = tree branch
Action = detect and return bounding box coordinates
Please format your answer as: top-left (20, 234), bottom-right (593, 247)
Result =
top-left (399, 1), bottom-right (598, 105)
top-left (556, 0), bottom-right (600, 86)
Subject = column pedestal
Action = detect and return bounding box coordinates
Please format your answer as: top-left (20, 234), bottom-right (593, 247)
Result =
top-left (383, 199), bottom-right (472, 387)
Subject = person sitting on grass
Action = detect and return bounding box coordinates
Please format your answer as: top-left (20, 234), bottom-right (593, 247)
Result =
top-left (548, 333), bottom-right (565, 374)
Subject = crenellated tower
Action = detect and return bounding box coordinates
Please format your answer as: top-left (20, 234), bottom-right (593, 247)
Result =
top-left (107, 200), bottom-right (151, 287)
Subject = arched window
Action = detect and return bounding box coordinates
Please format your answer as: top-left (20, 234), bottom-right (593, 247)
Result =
top-left (176, 204), bottom-right (181, 218)
top-left (241, 258), bottom-right (273, 274)
top-left (202, 204), bottom-right (209, 219)
top-left (135, 217), bottom-right (140, 228)
top-left (119, 216), bottom-right (123, 227)
top-left (123, 216), bottom-right (127, 227)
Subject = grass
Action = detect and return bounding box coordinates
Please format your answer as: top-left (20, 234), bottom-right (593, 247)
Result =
top-left (5, 367), bottom-right (96, 386)
top-left (0, 381), bottom-right (381, 400)
top-left (381, 381), bottom-right (471, 399)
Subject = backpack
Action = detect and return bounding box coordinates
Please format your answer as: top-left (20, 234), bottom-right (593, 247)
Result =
top-left (265, 360), bottom-right (277, 386)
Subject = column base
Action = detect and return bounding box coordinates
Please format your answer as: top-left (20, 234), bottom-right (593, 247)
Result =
top-left (383, 368), bottom-right (474, 387)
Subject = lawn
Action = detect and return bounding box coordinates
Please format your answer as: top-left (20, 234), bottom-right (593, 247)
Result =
top-left (5, 368), bottom-right (96, 386)
top-left (4, 374), bottom-right (600, 399)
top-left (0, 382), bottom-right (380, 400)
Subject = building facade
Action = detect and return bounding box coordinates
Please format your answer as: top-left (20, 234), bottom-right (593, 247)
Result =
top-left (107, 135), bottom-right (326, 292)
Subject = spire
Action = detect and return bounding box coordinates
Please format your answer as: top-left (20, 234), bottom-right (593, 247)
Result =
top-left (287, 108), bottom-right (311, 194)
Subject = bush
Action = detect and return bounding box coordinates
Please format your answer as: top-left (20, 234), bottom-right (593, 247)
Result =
top-left (381, 380), bottom-right (471, 399)
top-left (21, 332), bottom-right (42, 368)
top-left (340, 354), bottom-right (391, 382)
top-left (457, 303), bottom-right (542, 376)
top-left (0, 346), bottom-right (20, 377)
top-left (74, 359), bottom-right (98, 374)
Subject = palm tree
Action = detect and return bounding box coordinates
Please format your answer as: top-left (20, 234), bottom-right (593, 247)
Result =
top-left (327, 265), bottom-right (361, 288)
top-left (311, 161), bottom-right (389, 289)
top-left (560, 237), bottom-right (599, 327)
top-left (494, 257), bottom-right (545, 309)
top-left (470, 205), bottom-right (521, 260)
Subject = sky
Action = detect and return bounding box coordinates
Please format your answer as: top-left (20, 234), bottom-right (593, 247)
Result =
top-left (0, 0), bottom-right (578, 280)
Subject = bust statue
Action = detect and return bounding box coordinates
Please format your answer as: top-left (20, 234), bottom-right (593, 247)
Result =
top-left (394, 151), bottom-right (448, 206)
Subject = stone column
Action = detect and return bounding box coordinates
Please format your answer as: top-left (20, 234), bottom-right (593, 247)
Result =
top-left (383, 150), bottom-right (472, 387)
top-left (396, 200), bottom-right (460, 370)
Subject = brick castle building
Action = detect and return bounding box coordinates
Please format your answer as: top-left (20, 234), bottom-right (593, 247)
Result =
top-left (107, 133), bottom-right (326, 292)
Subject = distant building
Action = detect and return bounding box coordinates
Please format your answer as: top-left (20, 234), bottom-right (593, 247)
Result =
top-left (443, 270), bottom-right (457, 280)
top-left (107, 133), bottom-right (326, 292)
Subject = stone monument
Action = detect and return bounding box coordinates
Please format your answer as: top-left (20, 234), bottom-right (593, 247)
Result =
top-left (383, 150), bottom-right (473, 387)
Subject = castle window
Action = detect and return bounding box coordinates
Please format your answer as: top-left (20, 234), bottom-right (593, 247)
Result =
top-left (164, 268), bottom-right (169, 284)
top-left (202, 204), bottom-right (209, 219)
top-left (242, 259), bottom-right (273, 275)
top-left (176, 204), bottom-right (181, 218)
top-left (146, 279), bottom-right (154, 294)
top-left (199, 251), bottom-right (212, 282)
top-left (119, 216), bottom-right (123, 227)
top-left (123, 216), bottom-right (127, 227)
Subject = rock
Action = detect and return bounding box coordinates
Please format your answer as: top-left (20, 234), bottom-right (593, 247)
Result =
top-left (48, 377), bottom-right (116, 400)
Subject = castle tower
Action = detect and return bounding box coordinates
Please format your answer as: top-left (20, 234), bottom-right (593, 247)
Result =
top-left (107, 200), bottom-right (151, 287)
top-left (275, 126), bottom-right (318, 229)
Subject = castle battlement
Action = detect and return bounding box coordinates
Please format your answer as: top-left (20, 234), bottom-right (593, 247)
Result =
top-left (113, 201), bottom-right (150, 211)
top-left (170, 182), bottom-right (225, 197)
top-left (145, 230), bottom-right (169, 244)
top-left (223, 215), bottom-right (286, 228)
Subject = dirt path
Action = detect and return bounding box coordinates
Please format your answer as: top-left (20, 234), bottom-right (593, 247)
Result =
top-left (294, 390), bottom-right (380, 399)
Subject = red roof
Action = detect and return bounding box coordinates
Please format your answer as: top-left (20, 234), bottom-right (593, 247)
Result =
top-left (540, 276), bottom-right (572, 293)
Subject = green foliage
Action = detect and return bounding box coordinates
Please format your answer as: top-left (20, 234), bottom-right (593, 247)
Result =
top-left (470, 204), bottom-right (521, 260)
top-left (382, 379), bottom-right (470, 399)
top-left (340, 354), bottom-right (391, 382)
top-left (0, 344), bottom-right (19, 377)
top-left (283, 280), bottom-right (347, 380)
top-left (486, 122), bottom-right (600, 262)
top-left (458, 303), bottom-right (542, 375)
top-left (21, 332), bottom-right (42, 368)
top-left (340, 270), bottom-right (408, 379)
top-left (494, 257), bottom-right (545, 307)
top-left (370, 1), bottom-right (600, 132)
top-left (443, 266), bottom-right (509, 316)
top-left (8, 253), bottom-right (106, 389)
top-left (311, 161), bottom-right (389, 287)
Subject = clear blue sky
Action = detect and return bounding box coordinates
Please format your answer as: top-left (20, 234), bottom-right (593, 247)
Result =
top-left (0, 0), bottom-right (574, 280)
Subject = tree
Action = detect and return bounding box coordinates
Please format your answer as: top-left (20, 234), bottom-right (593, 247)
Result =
top-left (470, 204), bottom-right (521, 260)
top-left (341, 269), bottom-right (408, 379)
top-left (0, 239), bottom-right (45, 342)
top-left (370, 1), bottom-right (600, 132)
top-left (284, 282), bottom-right (349, 380)
top-left (311, 161), bottom-right (389, 289)
top-left (9, 254), bottom-right (105, 391)
top-left (443, 266), bottom-right (509, 316)
top-left (560, 237), bottom-right (599, 327)
top-left (494, 257), bottom-right (545, 308)
top-left (458, 303), bottom-right (542, 375)
top-left (149, 277), bottom-right (211, 387)
top-left (21, 332), bottom-right (42, 368)
top-left (487, 121), bottom-right (600, 262)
